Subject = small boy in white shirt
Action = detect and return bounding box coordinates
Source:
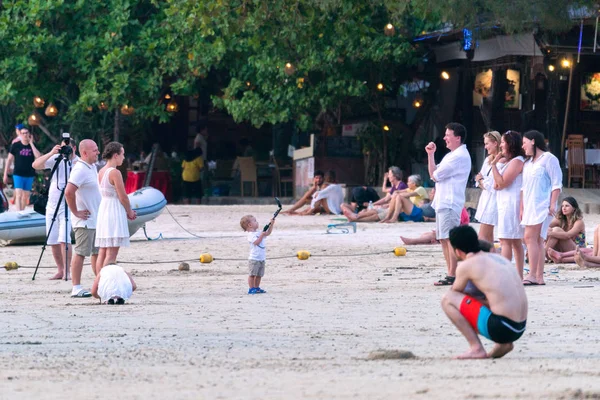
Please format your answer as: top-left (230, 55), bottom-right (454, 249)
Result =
top-left (240, 215), bottom-right (275, 294)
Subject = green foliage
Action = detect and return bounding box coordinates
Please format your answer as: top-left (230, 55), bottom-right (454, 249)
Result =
top-left (0, 0), bottom-right (592, 145)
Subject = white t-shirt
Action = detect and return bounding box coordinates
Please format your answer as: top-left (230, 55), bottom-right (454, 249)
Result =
top-left (247, 231), bottom-right (266, 261)
top-left (68, 160), bottom-right (102, 229)
top-left (432, 144), bottom-right (472, 216)
top-left (98, 264), bottom-right (133, 303)
top-left (45, 155), bottom-right (79, 208)
top-left (521, 152), bottom-right (563, 226)
top-left (311, 184), bottom-right (344, 215)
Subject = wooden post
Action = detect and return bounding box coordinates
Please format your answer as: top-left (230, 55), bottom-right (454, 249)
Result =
top-left (113, 110), bottom-right (120, 142)
top-left (560, 58), bottom-right (574, 159)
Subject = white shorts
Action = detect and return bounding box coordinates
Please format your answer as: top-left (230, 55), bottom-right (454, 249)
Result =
top-left (435, 208), bottom-right (460, 240)
top-left (45, 203), bottom-right (72, 245)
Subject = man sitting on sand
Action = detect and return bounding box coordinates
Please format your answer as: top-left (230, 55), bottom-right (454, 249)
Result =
top-left (91, 264), bottom-right (137, 304)
top-left (299, 170), bottom-right (344, 215)
top-left (281, 170), bottom-right (326, 215)
top-left (441, 225), bottom-right (528, 359)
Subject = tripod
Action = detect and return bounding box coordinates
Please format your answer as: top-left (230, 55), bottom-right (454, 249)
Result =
top-left (32, 154), bottom-right (72, 281)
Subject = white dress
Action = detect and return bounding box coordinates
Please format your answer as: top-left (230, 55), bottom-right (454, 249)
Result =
top-left (521, 152), bottom-right (563, 240)
top-left (474, 157), bottom-right (497, 225)
top-left (95, 167), bottom-right (130, 248)
top-left (496, 157), bottom-right (524, 239)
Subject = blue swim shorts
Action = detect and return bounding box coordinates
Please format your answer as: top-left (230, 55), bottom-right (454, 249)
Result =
top-left (399, 205), bottom-right (424, 222)
top-left (13, 175), bottom-right (34, 191)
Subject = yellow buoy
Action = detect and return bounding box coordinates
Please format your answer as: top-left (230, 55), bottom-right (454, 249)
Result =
top-left (199, 253), bottom-right (213, 263)
top-left (4, 261), bottom-right (19, 271)
top-left (393, 247), bottom-right (407, 257)
top-left (297, 250), bottom-right (311, 260)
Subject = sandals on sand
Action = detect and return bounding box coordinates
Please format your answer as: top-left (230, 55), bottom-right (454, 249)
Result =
top-left (523, 280), bottom-right (546, 286)
top-left (71, 289), bottom-right (91, 298)
top-left (434, 276), bottom-right (455, 286)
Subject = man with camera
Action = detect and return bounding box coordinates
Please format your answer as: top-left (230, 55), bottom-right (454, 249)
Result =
top-left (32, 134), bottom-right (78, 280)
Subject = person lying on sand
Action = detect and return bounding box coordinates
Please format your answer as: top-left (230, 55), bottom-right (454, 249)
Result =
top-left (441, 225), bottom-right (528, 359)
top-left (91, 264), bottom-right (136, 305)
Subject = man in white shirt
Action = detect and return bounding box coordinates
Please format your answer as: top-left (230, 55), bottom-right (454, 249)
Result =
top-left (425, 123), bottom-right (472, 286)
top-left (65, 139), bottom-right (102, 298)
top-left (32, 138), bottom-right (79, 280)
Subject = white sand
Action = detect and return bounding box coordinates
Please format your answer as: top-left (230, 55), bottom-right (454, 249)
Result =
top-left (1, 205), bottom-right (600, 399)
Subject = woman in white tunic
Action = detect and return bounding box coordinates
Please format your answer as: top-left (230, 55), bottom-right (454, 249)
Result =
top-left (491, 131), bottom-right (525, 278)
top-left (521, 130), bottom-right (562, 286)
top-left (474, 131), bottom-right (501, 243)
top-left (95, 142), bottom-right (137, 272)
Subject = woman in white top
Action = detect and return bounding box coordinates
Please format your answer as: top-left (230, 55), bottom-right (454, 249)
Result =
top-left (474, 131), bottom-right (501, 243)
top-left (492, 130), bottom-right (525, 277)
top-left (95, 142), bottom-right (137, 273)
top-left (521, 130), bottom-right (562, 286)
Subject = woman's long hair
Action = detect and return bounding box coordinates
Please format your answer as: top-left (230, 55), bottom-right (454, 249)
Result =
top-left (523, 130), bottom-right (548, 160)
top-left (502, 130), bottom-right (524, 161)
top-left (556, 196), bottom-right (583, 231)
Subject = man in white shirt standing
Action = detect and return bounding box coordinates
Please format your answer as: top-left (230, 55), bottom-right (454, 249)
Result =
top-left (65, 139), bottom-right (102, 298)
top-left (32, 137), bottom-right (79, 280)
top-left (425, 122), bottom-right (472, 286)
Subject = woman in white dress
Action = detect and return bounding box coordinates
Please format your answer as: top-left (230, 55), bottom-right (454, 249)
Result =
top-left (474, 131), bottom-right (501, 243)
top-left (491, 130), bottom-right (525, 277)
top-left (521, 130), bottom-right (562, 286)
top-left (95, 142), bottom-right (137, 273)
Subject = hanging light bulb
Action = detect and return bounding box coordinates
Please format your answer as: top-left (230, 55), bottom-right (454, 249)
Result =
top-left (377, 83), bottom-right (384, 91)
top-left (45, 103), bottom-right (58, 117)
top-left (86, 106), bottom-right (93, 112)
top-left (166, 100), bottom-right (179, 113)
top-left (99, 102), bottom-right (108, 110)
top-left (413, 99), bottom-right (423, 108)
top-left (561, 58), bottom-right (571, 68)
top-left (120, 105), bottom-right (135, 115)
top-left (246, 81), bottom-right (252, 87)
top-left (284, 62), bottom-right (295, 76)
top-left (164, 94), bottom-right (171, 100)
top-left (384, 23), bottom-right (395, 36)
top-left (441, 71), bottom-right (450, 80)
top-left (383, 125), bottom-right (390, 131)
top-left (28, 114), bottom-right (40, 126)
top-left (548, 65), bottom-right (556, 72)
top-left (33, 97), bottom-right (45, 108)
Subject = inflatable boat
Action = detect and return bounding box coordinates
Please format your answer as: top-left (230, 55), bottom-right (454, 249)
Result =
top-left (0, 186), bottom-right (166, 245)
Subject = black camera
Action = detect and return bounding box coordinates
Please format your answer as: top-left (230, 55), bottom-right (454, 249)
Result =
top-left (59, 133), bottom-right (72, 156)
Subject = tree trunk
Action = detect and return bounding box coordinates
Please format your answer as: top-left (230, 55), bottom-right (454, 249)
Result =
top-left (113, 110), bottom-right (120, 142)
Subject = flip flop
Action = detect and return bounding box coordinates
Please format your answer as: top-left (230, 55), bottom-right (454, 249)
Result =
top-left (522, 280), bottom-right (539, 286)
top-left (434, 276), bottom-right (455, 286)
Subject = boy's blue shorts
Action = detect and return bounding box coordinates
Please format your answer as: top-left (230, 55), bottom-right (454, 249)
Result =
top-left (13, 175), bottom-right (34, 191)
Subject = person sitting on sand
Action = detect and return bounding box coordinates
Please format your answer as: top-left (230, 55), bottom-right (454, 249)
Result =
top-left (281, 170), bottom-right (326, 215)
top-left (545, 197), bottom-right (586, 264)
top-left (300, 170), bottom-right (344, 215)
top-left (340, 186), bottom-right (380, 215)
top-left (441, 225), bottom-right (528, 359)
top-left (380, 174), bottom-right (428, 223)
top-left (91, 264), bottom-right (136, 305)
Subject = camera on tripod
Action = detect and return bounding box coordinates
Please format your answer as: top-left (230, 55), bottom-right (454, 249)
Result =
top-left (59, 132), bottom-right (73, 157)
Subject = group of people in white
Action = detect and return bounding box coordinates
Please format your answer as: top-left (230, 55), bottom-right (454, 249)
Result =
top-left (426, 124), bottom-right (566, 286)
top-left (33, 138), bottom-right (137, 303)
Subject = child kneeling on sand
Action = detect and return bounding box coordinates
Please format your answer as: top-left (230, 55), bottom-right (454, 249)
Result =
top-left (91, 264), bottom-right (137, 304)
top-left (240, 215), bottom-right (275, 294)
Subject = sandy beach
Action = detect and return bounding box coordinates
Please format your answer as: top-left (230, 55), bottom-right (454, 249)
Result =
top-left (1, 204), bottom-right (600, 399)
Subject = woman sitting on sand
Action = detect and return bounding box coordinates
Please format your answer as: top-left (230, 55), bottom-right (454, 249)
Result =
top-left (546, 197), bottom-right (586, 264)
top-left (380, 174), bottom-right (429, 223)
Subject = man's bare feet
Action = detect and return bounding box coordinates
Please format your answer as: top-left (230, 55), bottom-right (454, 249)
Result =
top-left (400, 236), bottom-right (416, 245)
top-left (341, 208), bottom-right (357, 221)
top-left (50, 272), bottom-right (65, 280)
top-left (454, 347), bottom-right (488, 359)
top-left (547, 248), bottom-right (562, 263)
top-left (487, 343), bottom-right (514, 358)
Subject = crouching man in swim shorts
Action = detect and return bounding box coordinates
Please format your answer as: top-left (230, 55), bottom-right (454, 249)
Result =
top-left (441, 225), bottom-right (528, 359)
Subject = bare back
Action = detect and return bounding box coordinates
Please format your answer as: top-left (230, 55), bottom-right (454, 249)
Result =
top-left (455, 253), bottom-right (528, 321)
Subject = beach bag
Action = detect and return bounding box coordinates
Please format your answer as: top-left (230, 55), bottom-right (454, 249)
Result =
top-left (32, 177), bottom-right (50, 215)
